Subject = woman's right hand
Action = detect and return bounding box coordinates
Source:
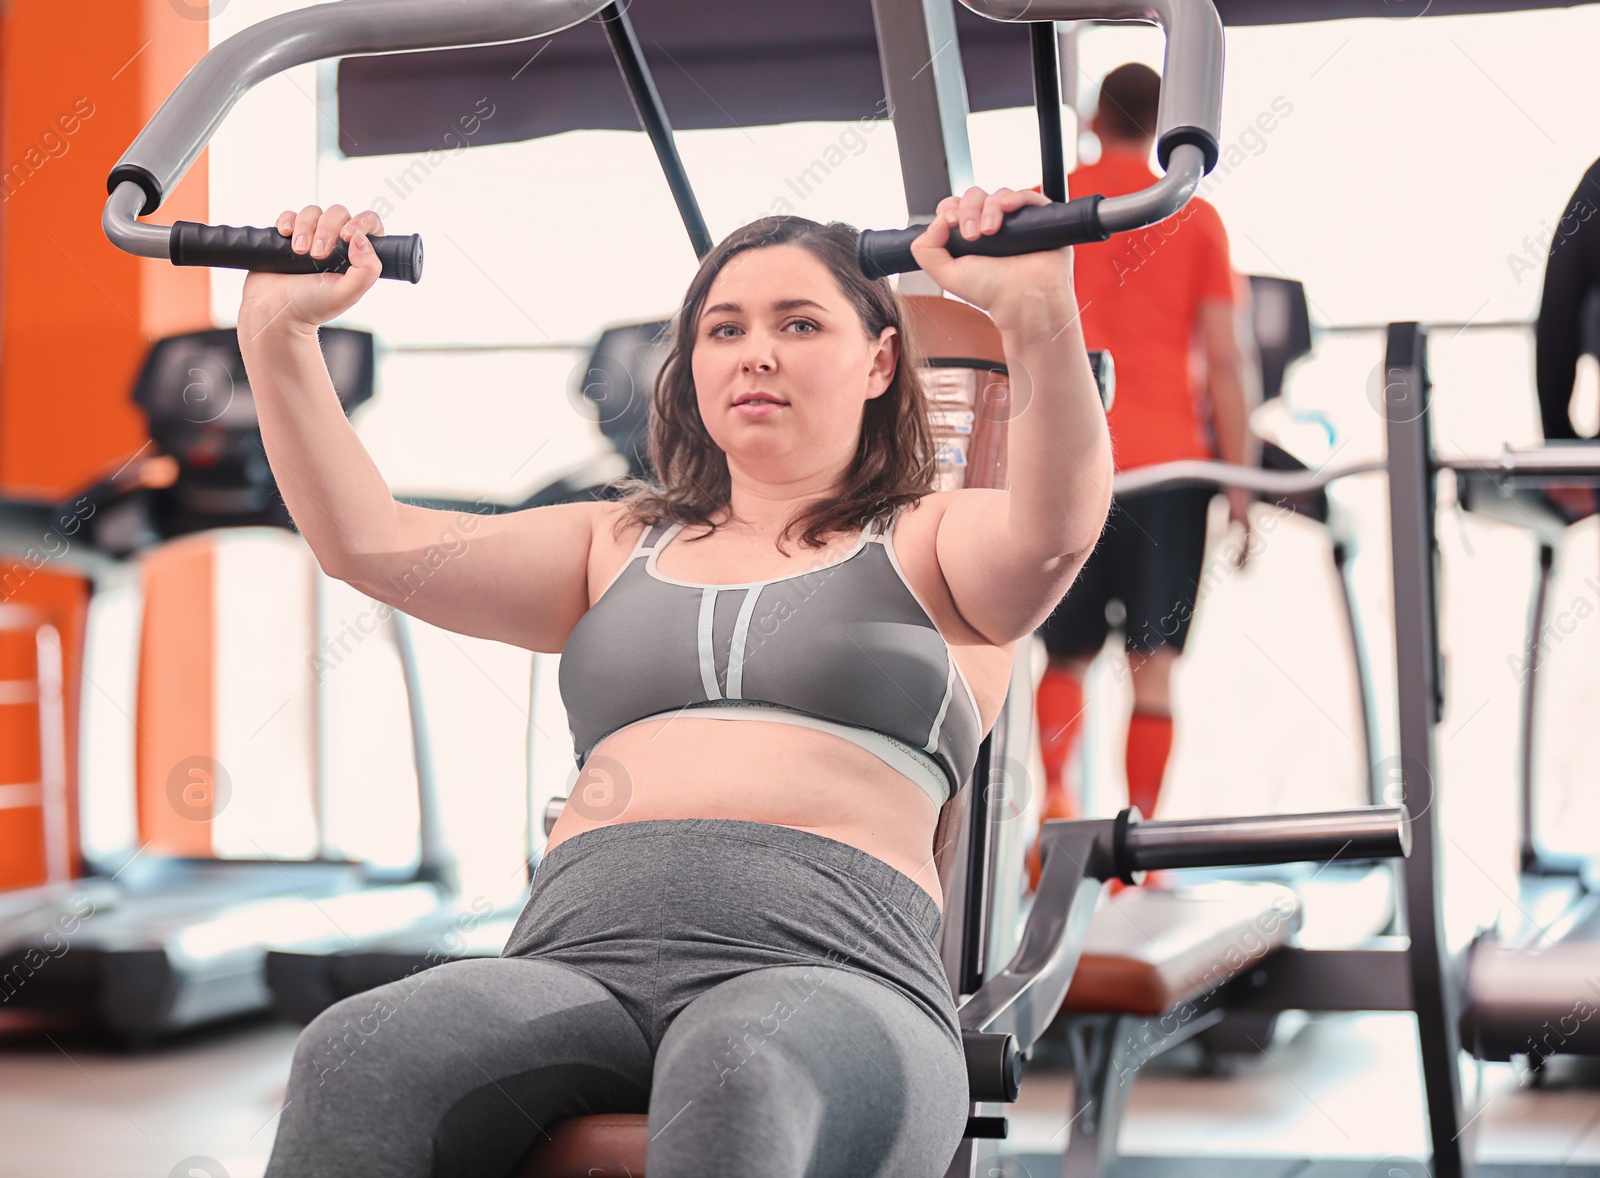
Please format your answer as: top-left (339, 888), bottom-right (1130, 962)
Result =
top-left (239, 203), bottom-right (386, 338)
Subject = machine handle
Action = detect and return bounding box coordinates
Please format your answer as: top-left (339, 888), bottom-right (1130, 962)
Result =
top-left (1116, 805), bottom-right (1411, 881)
top-left (960, 0), bottom-right (1224, 174)
top-left (101, 0), bottom-right (613, 269)
top-left (858, 0), bottom-right (1228, 279)
top-left (959, 805), bottom-right (1411, 1051)
top-left (858, 196), bottom-right (1107, 279)
top-left (169, 221), bottom-right (423, 283)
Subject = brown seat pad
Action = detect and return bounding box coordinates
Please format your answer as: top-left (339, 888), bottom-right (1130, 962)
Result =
top-left (1061, 881), bottom-right (1301, 1016)
top-left (515, 1113), bottom-right (648, 1178)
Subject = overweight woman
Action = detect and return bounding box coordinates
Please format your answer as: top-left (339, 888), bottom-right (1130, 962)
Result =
top-left (248, 185), bottom-right (1111, 1178)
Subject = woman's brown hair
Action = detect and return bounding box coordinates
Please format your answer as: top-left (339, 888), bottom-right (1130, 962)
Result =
top-left (608, 216), bottom-right (937, 553)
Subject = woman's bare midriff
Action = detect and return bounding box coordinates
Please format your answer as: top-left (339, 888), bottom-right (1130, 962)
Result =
top-left (543, 717), bottom-right (947, 909)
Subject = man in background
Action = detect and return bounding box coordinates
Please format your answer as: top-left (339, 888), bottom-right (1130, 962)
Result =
top-left (1026, 62), bottom-right (1260, 891)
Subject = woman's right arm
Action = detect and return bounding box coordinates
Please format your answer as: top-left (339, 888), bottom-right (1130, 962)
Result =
top-left (237, 203), bottom-right (598, 653)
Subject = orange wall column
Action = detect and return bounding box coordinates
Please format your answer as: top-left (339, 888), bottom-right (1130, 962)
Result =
top-left (0, 1), bottom-right (214, 879)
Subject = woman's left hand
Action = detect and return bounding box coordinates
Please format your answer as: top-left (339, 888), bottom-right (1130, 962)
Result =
top-left (909, 185), bottom-right (1076, 324)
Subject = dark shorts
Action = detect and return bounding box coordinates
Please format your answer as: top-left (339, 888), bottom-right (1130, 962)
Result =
top-left (1038, 486), bottom-right (1215, 659)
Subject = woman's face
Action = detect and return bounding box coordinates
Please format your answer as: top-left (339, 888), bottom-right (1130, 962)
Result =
top-left (691, 244), bottom-right (898, 487)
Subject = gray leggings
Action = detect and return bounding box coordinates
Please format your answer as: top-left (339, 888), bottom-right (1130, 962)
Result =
top-left (262, 818), bottom-right (970, 1177)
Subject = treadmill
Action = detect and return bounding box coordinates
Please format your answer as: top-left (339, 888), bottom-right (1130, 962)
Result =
top-left (1455, 295), bottom-right (1600, 1067)
top-left (0, 327), bottom-right (454, 1046)
top-left (1087, 275), bottom-right (1403, 1059)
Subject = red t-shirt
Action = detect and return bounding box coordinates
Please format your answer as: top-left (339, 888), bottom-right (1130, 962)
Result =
top-left (1058, 149), bottom-right (1237, 471)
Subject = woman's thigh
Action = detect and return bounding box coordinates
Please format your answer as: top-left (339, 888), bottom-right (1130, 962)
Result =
top-left (263, 956), bottom-right (653, 1178)
top-left (647, 964), bottom-right (970, 1178)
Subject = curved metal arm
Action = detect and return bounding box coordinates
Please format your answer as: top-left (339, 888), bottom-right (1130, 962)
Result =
top-left (953, 0), bottom-right (1228, 179)
top-left (1440, 441), bottom-right (1600, 482)
top-left (103, 0), bottom-right (612, 272)
top-left (855, 0), bottom-right (1222, 276)
top-left (958, 805), bottom-right (1411, 1051)
top-left (1113, 457), bottom-right (1386, 499)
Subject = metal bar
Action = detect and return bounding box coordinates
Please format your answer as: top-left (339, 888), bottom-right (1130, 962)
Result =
top-left (1330, 544), bottom-right (1383, 806)
top-left (870, 0), bottom-right (976, 221)
top-left (525, 655), bottom-right (541, 882)
top-left (960, 0), bottom-right (1221, 236)
top-left (1123, 806), bottom-right (1410, 871)
top-left (1030, 22), bottom-right (1067, 203)
top-left (959, 806), bottom-right (1412, 1049)
top-left (1382, 321), bottom-right (1473, 1178)
top-left (1440, 443), bottom-right (1600, 478)
top-left (1520, 545), bottom-right (1554, 870)
top-left (1113, 457), bottom-right (1385, 498)
top-left (34, 625), bottom-right (69, 886)
top-left (390, 611), bottom-right (455, 890)
top-left (1221, 943), bottom-right (1413, 1013)
top-left (596, 2), bottom-right (713, 260)
top-left (310, 567), bottom-right (330, 862)
top-left (384, 342), bottom-right (585, 355)
top-left (1321, 319), bottom-right (1533, 334)
top-left (104, 0), bottom-right (614, 257)
top-left (960, 703), bottom-right (998, 996)
top-left (963, 0), bottom-right (1221, 144)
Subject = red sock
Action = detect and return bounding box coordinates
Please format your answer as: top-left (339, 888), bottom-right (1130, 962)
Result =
top-left (1036, 665), bottom-right (1086, 819)
top-left (1028, 666), bottom-right (1086, 892)
top-left (1125, 710), bottom-right (1174, 820)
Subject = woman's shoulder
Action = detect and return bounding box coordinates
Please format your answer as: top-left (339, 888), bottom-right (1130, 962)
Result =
top-left (590, 497), bottom-right (656, 550)
top-left (882, 488), bottom-right (996, 566)
top-left (890, 487), bottom-right (998, 530)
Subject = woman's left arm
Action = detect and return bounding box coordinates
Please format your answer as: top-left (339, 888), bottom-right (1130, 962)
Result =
top-left (910, 185), bottom-right (1115, 647)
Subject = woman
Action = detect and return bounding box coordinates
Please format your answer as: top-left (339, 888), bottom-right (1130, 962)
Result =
top-left (248, 185), bottom-right (1111, 1177)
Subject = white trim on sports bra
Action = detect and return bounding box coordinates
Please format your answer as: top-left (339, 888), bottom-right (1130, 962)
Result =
top-left (644, 520), bottom-right (879, 590)
top-left (575, 504), bottom-right (981, 805)
top-left (593, 700), bottom-right (951, 808)
top-left (876, 505), bottom-right (985, 737)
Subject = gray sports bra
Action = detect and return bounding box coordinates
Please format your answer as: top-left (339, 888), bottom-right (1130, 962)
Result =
top-left (558, 503), bottom-right (984, 806)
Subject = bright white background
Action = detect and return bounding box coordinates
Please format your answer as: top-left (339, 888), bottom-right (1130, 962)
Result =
top-left (185, 0), bottom-right (1600, 930)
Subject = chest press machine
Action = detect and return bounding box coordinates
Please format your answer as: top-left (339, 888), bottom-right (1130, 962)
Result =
top-left (100, 2), bottom-right (1447, 1175)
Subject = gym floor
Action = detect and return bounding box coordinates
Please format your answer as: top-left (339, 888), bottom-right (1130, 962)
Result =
top-left (2, 1011), bottom-right (1597, 1177)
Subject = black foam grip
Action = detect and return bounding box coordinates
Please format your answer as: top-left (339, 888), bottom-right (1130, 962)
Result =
top-left (1112, 806), bottom-right (1143, 887)
top-left (961, 1030), bottom-right (1022, 1102)
top-left (169, 221), bottom-right (424, 284)
top-left (857, 195), bottom-right (1107, 279)
top-left (1157, 126), bottom-right (1221, 175)
top-left (108, 164), bottom-right (163, 217)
